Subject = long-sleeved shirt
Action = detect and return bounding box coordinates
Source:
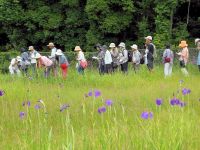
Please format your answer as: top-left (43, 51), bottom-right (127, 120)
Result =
top-left (104, 50), bottom-right (112, 65)
top-left (163, 49), bottom-right (174, 64)
top-left (119, 48), bottom-right (128, 64)
top-left (177, 47), bottom-right (189, 64)
top-left (40, 56), bottom-right (53, 67)
top-left (110, 49), bottom-right (119, 64)
top-left (132, 50), bottom-right (141, 65)
top-left (77, 51), bottom-right (86, 62)
top-left (58, 55), bottom-right (69, 65)
top-left (30, 50), bottom-right (38, 64)
top-left (50, 47), bottom-right (57, 59)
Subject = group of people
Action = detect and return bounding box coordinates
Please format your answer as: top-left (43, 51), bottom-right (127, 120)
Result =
top-left (8, 36), bottom-right (200, 78)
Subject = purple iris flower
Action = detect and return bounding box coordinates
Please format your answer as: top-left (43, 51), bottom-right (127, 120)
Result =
top-left (0, 90), bottom-right (4, 96)
top-left (182, 88), bottom-right (191, 95)
top-left (170, 99), bottom-right (176, 106)
top-left (35, 104), bottom-right (41, 110)
top-left (19, 112), bottom-right (25, 119)
top-left (141, 112), bottom-right (149, 119)
top-left (60, 104), bottom-right (70, 112)
top-left (105, 100), bottom-right (113, 106)
top-left (22, 101), bottom-right (31, 107)
top-left (174, 99), bottom-right (180, 105)
top-left (88, 91), bottom-right (93, 97)
top-left (98, 106), bottom-right (106, 114)
top-left (156, 98), bottom-right (162, 106)
top-left (95, 90), bottom-right (101, 98)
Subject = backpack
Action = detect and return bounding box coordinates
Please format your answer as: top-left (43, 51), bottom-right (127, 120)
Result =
top-left (128, 51), bottom-right (133, 62)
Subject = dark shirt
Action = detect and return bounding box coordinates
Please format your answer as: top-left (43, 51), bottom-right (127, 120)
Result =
top-left (147, 43), bottom-right (154, 61)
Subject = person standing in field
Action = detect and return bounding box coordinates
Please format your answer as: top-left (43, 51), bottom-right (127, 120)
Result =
top-left (177, 41), bottom-right (189, 76)
top-left (109, 43), bottom-right (119, 72)
top-left (118, 42), bottom-right (128, 74)
top-left (103, 45), bottom-right (113, 74)
top-left (47, 42), bottom-right (58, 77)
top-left (145, 36), bottom-right (155, 72)
top-left (29, 46), bottom-right (39, 77)
top-left (9, 56), bottom-right (21, 76)
top-left (162, 44), bottom-right (174, 77)
top-left (34, 53), bottom-right (53, 78)
top-left (55, 49), bottom-right (69, 79)
top-left (20, 48), bottom-right (30, 76)
top-left (195, 38), bottom-right (200, 72)
top-left (131, 44), bottom-right (141, 73)
top-left (95, 44), bottom-right (105, 75)
top-left (75, 46), bottom-right (86, 75)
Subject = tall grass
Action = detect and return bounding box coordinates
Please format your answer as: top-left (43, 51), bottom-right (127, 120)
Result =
top-left (0, 64), bottom-right (200, 149)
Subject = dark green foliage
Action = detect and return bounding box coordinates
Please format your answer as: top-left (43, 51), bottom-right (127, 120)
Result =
top-left (0, 0), bottom-right (198, 52)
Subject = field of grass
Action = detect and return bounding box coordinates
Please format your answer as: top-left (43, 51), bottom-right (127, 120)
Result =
top-left (0, 65), bottom-right (200, 150)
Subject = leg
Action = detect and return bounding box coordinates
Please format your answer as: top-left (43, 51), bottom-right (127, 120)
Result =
top-left (198, 65), bottom-right (200, 72)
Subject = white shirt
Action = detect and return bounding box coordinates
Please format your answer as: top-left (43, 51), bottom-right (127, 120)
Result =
top-left (77, 51), bottom-right (86, 61)
top-left (9, 58), bottom-right (18, 69)
top-left (30, 50), bottom-right (37, 64)
top-left (50, 47), bottom-right (57, 58)
top-left (104, 50), bottom-right (112, 64)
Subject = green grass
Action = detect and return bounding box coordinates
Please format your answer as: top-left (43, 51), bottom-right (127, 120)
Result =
top-left (0, 65), bottom-right (200, 150)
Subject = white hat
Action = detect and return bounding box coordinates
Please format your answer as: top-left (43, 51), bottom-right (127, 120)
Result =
top-left (131, 44), bottom-right (138, 50)
top-left (47, 42), bottom-right (55, 47)
top-left (109, 43), bottom-right (116, 48)
top-left (74, 46), bottom-right (82, 51)
top-left (145, 36), bottom-right (152, 41)
top-left (33, 53), bottom-right (41, 59)
top-left (16, 56), bottom-right (22, 61)
top-left (195, 38), bottom-right (200, 45)
top-left (28, 46), bottom-right (34, 51)
top-left (55, 49), bottom-right (63, 56)
top-left (118, 42), bottom-right (125, 48)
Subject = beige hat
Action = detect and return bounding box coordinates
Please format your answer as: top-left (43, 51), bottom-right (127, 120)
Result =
top-left (16, 56), bottom-right (22, 61)
top-left (74, 46), bottom-right (82, 51)
top-left (55, 49), bottom-right (63, 56)
top-left (131, 44), bottom-right (138, 50)
top-left (145, 36), bottom-right (152, 41)
top-left (109, 43), bottom-right (116, 48)
top-left (195, 38), bottom-right (200, 45)
top-left (179, 40), bottom-right (188, 48)
top-left (47, 42), bottom-right (54, 47)
top-left (28, 46), bottom-right (34, 51)
top-left (118, 42), bottom-right (125, 48)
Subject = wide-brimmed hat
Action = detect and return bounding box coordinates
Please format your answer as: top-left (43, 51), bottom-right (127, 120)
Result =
top-left (195, 38), bottom-right (200, 45)
top-left (179, 40), bottom-right (188, 48)
top-left (74, 46), bottom-right (82, 51)
top-left (28, 46), bottom-right (34, 51)
top-left (47, 42), bottom-right (54, 47)
top-left (109, 43), bottom-right (116, 48)
top-left (131, 44), bottom-right (138, 50)
top-left (55, 49), bottom-right (63, 56)
top-left (16, 56), bottom-right (22, 61)
top-left (145, 36), bottom-right (152, 41)
top-left (118, 42), bottom-right (125, 48)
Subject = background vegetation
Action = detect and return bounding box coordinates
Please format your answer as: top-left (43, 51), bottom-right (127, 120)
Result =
top-left (0, 0), bottom-right (199, 51)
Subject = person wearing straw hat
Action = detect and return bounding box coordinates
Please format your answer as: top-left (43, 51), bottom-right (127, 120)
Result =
top-left (195, 38), bottom-right (200, 71)
top-left (109, 43), bottom-right (119, 72)
top-left (74, 46), bottom-right (86, 75)
top-left (131, 44), bottom-right (141, 73)
top-left (47, 42), bottom-right (58, 76)
top-left (118, 42), bottom-right (128, 73)
top-left (29, 46), bottom-right (39, 77)
top-left (162, 44), bottom-right (174, 77)
top-left (9, 56), bottom-right (21, 76)
top-left (55, 49), bottom-right (69, 79)
top-left (33, 53), bottom-right (53, 78)
top-left (177, 40), bottom-right (189, 76)
top-left (145, 35), bottom-right (155, 72)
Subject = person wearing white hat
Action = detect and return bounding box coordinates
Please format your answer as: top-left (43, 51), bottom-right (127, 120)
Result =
top-left (195, 38), bottom-right (200, 71)
top-left (47, 42), bottom-right (58, 76)
top-left (34, 53), bottom-right (53, 78)
top-left (131, 44), bottom-right (141, 73)
top-left (118, 42), bottom-right (128, 73)
top-left (102, 45), bottom-right (112, 74)
top-left (74, 46), bottom-right (87, 75)
top-left (29, 46), bottom-right (39, 77)
top-left (145, 35), bottom-right (156, 72)
top-left (9, 56), bottom-right (21, 76)
top-left (55, 49), bottom-right (69, 79)
top-left (109, 43), bottom-right (119, 71)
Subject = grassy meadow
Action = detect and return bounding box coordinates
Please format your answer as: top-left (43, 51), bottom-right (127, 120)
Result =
top-left (0, 65), bottom-right (200, 150)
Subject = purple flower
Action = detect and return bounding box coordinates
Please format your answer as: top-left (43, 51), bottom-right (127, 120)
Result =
top-left (60, 104), bottom-right (70, 112)
top-left (179, 102), bottom-right (186, 107)
top-left (174, 99), bottom-right (180, 105)
top-left (141, 112), bottom-right (149, 119)
top-left (22, 101), bottom-right (31, 107)
top-left (182, 88), bottom-right (191, 95)
top-left (156, 98), bottom-right (163, 106)
top-left (88, 91), bottom-right (93, 97)
top-left (105, 100), bottom-right (113, 106)
top-left (95, 90), bottom-right (101, 98)
top-left (19, 112), bottom-right (25, 119)
top-left (0, 90), bottom-right (4, 96)
top-left (35, 104), bottom-right (41, 110)
top-left (170, 99), bottom-right (176, 106)
top-left (98, 106), bottom-right (106, 114)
